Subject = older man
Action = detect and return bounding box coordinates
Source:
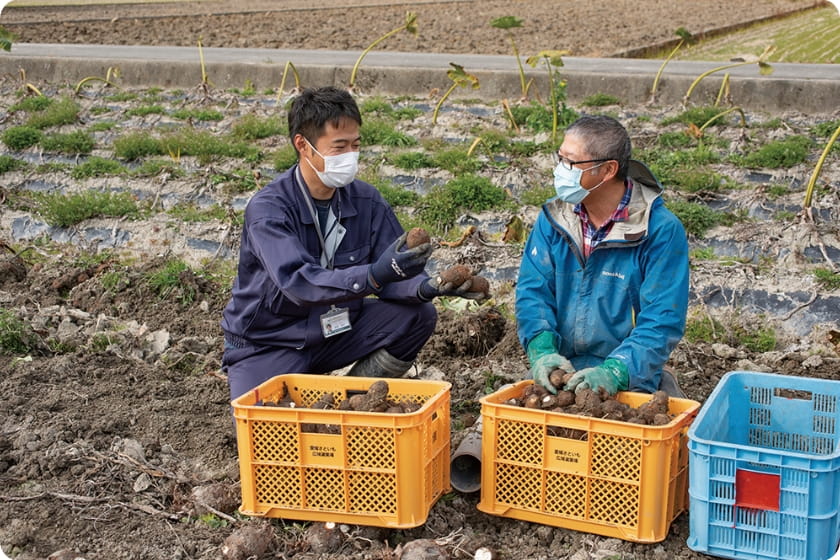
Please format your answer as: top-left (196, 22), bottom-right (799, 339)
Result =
top-left (516, 115), bottom-right (689, 396)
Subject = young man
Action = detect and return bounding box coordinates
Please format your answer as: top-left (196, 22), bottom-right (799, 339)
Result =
top-left (516, 115), bottom-right (689, 397)
top-left (221, 86), bottom-right (477, 400)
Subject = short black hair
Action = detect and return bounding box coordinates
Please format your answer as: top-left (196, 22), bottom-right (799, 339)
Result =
top-left (288, 86), bottom-right (362, 153)
top-left (566, 115), bottom-right (632, 180)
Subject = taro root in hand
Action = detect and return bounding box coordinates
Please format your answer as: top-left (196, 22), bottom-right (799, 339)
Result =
top-left (438, 264), bottom-right (472, 286)
top-left (468, 275), bottom-right (491, 297)
top-left (405, 227), bottom-right (431, 249)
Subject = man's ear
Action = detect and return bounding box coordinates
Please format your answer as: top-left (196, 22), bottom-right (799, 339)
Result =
top-left (601, 159), bottom-right (619, 181)
top-left (292, 133), bottom-right (308, 156)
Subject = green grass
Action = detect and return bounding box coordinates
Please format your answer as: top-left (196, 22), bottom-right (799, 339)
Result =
top-left (657, 131), bottom-right (695, 150)
top-left (272, 145), bottom-right (298, 171)
top-left (41, 130), bottom-right (95, 155)
top-left (2, 125), bottom-right (43, 150)
top-left (71, 156), bottom-right (127, 179)
top-left (672, 169), bottom-right (725, 193)
top-left (231, 114), bottom-right (287, 140)
top-left (167, 203), bottom-right (228, 222)
top-left (361, 174), bottom-right (420, 207)
top-left (418, 174), bottom-right (510, 232)
top-left (661, 106), bottom-right (727, 128)
top-left (666, 199), bottom-right (725, 238)
top-left (0, 309), bottom-right (38, 355)
top-left (429, 146), bottom-right (482, 174)
top-left (684, 310), bottom-right (776, 352)
top-left (89, 120), bottom-right (117, 132)
top-left (390, 151), bottom-right (433, 170)
top-left (736, 135), bottom-right (813, 169)
top-left (132, 158), bottom-right (185, 178)
top-left (361, 119), bottom-right (417, 147)
top-left (161, 129), bottom-right (261, 164)
top-left (10, 95), bottom-right (52, 113)
top-left (26, 96), bottom-right (80, 129)
top-left (661, 6), bottom-right (839, 64)
top-left (114, 131), bottom-right (165, 160)
top-left (520, 184), bottom-right (555, 207)
top-left (211, 168), bottom-right (260, 195)
top-left (171, 108), bottom-right (224, 121)
top-left (145, 258), bottom-right (196, 305)
top-left (814, 268), bottom-right (840, 290)
top-left (125, 104), bottom-right (166, 117)
top-left (0, 155), bottom-right (26, 174)
top-left (580, 93), bottom-right (621, 107)
top-left (36, 189), bottom-right (139, 227)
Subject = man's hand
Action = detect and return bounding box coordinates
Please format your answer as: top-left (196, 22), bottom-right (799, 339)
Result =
top-left (417, 274), bottom-right (487, 301)
top-left (529, 353), bottom-right (574, 395)
top-left (369, 232), bottom-right (432, 289)
top-left (564, 358), bottom-right (629, 395)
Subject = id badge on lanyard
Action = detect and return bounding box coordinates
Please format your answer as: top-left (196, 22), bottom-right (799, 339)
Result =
top-left (321, 305), bottom-right (351, 338)
top-left (295, 167), bottom-right (352, 339)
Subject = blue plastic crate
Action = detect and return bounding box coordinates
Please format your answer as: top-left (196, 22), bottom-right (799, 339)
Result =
top-left (687, 371), bottom-right (840, 560)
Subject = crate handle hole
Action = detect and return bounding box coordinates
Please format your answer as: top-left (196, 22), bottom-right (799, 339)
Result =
top-left (774, 388), bottom-right (813, 401)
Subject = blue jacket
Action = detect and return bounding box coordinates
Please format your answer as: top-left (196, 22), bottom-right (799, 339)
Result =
top-left (221, 164), bottom-right (427, 349)
top-left (515, 161), bottom-right (689, 393)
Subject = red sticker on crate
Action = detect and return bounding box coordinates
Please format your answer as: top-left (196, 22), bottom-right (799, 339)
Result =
top-left (735, 469), bottom-right (780, 511)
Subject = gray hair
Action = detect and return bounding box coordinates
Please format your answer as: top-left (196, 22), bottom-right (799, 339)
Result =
top-left (566, 115), bottom-right (631, 179)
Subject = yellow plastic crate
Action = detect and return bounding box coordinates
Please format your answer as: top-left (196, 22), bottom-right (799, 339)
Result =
top-left (232, 374), bottom-right (451, 528)
top-left (477, 380), bottom-right (701, 542)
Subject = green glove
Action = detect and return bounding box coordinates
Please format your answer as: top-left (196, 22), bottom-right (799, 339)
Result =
top-left (526, 332), bottom-right (575, 395)
top-left (563, 358), bottom-right (629, 395)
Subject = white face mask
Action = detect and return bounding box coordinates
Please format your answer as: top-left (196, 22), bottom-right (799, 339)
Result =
top-left (553, 161), bottom-right (606, 204)
top-left (305, 139), bottom-right (359, 189)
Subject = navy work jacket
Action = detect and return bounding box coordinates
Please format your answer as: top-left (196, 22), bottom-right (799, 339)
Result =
top-left (221, 164), bottom-right (427, 349)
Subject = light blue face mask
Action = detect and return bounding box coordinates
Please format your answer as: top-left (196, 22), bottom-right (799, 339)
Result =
top-left (553, 162), bottom-right (606, 204)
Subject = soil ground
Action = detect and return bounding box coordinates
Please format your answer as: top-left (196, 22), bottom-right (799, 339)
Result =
top-left (0, 2), bottom-right (839, 560)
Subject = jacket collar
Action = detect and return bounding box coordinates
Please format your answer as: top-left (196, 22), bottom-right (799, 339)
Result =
top-left (291, 164), bottom-right (360, 224)
top-left (545, 159), bottom-right (663, 244)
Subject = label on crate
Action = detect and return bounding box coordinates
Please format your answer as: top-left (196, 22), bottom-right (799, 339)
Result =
top-left (546, 437), bottom-right (589, 475)
top-left (301, 433), bottom-right (343, 468)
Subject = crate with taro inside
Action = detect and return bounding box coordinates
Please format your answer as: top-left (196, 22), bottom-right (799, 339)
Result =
top-left (232, 374), bottom-right (451, 528)
top-left (478, 378), bottom-right (701, 542)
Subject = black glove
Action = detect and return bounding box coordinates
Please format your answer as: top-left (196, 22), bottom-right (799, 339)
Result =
top-left (418, 275), bottom-right (487, 301)
top-left (368, 232), bottom-right (432, 289)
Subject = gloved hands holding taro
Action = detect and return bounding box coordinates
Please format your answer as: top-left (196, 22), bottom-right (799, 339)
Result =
top-left (418, 264), bottom-right (489, 302)
top-left (526, 332), bottom-right (629, 396)
top-left (368, 231), bottom-right (432, 288)
top-left (369, 228), bottom-right (491, 302)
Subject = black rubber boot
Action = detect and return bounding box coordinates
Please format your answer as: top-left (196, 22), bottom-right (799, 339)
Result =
top-left (658, 367), bottom-right (687, 398)
top-left (346, 348), bottom-right (412, 378)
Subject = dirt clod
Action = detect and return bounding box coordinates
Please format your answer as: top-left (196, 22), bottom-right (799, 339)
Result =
top-left (221, 521), bottom-right (275, 560)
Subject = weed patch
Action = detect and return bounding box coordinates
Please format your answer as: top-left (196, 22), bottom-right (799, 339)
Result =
top-left (666, 199), bottom-right (725, 238)
top-left (114, 131), bottom-right (165, 160)
top-left (231, 114), bottom-right (287, 140)
top-left (36, 189), bottom-right (139, 227)
top-left (361, 119), bottom-right (417, 147)
top-left (419, 174), bottom-right (509, 232)
top-left (41, 130), bottom-right (95, 155)
top-left (737, 135), bottom-right (813, 168)
top-left (71, 156), bottom-right (127, 179)
top-left (0, 154), bottom-right (26, 174)
top-left (26, 97), bottom-right (80, 129)
top-left (813, 267), bottom-right (840, 290)
top-left (2, 125), bottom-right (43, 150)
top-left (0, 309), bottom-right (39, 355)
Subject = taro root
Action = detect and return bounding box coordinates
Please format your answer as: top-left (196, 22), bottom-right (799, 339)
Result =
top-left (575, 388), bottom-right (603, 416)
top-left (523, 394), bottom-right (542, 409)
top-left (347, 380), bottom-right (390, 412)
top-left (405, 227), bottom-right (431, 249)
top-left (469, 275), bottom-right (491, 297)
top-left (636, 390), bottom-right (670, 423)
top-left (539, 394), bottom-right (558, 409)
top-left (437, 264), bottom-right (472, 287)
top-left (554, 390), bottom-right (575, 408)
top-left (653, 413), bottom-right (672, 425)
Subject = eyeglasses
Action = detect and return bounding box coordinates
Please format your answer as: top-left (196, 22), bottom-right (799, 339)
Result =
top-left (553, 152), bottom-right (612, 171)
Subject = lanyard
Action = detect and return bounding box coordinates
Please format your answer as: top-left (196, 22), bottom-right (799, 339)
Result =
top-left (294, 166), bottom-right (340, 270)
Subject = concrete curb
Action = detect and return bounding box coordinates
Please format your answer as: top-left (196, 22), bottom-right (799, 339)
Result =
top-left (2, 43), bottom-right (839, 113)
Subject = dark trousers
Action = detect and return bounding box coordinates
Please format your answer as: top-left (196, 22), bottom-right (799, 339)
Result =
top-left (223, 299), bottom-right (437, 401)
